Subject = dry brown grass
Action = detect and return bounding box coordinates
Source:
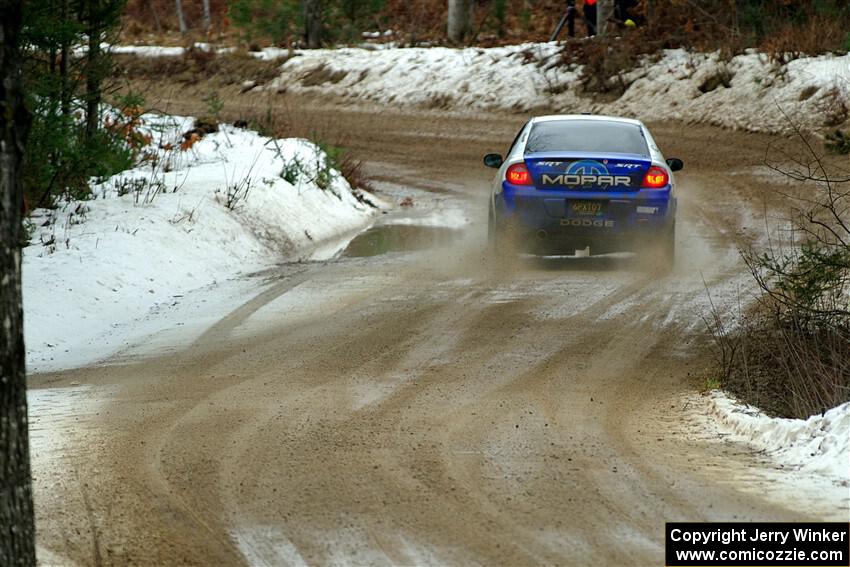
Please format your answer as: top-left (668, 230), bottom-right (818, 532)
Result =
top-left (336, 153), bottom-right (374, 193)
top-left (712, 300), bottom-right (850, 419)
top-left (300, 64), bottom-right (349, 87)
top-left (760, 14), bottom-right (849, 64)
top-left (558, 30), bottom-right (663, 96)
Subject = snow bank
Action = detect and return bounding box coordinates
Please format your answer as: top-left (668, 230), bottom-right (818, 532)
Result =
top-left (106, 41), bottom-right (849, 133)
top-left (271, 43), bottom-right (566, 112)
top-left (707, 391), bottom-right (849, 482)
top-left (24, 114), bottom-right (379, 372)
top-left (268, 44), bottom-right (849, 134)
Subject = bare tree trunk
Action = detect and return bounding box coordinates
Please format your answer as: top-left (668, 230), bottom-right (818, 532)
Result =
top-left (201, 0), bottom-right (211, 34)
top-left (0, 0), bottom-right (35, 563)
top-left (729, 0), bottom-right (739, 39)
top-left (60, 0), bottom-right (71, 117)
top-left (597, 0), bottom-right (613, 36)
top-left (85, 0), bottom-right (102, 140)
top-left (175, 0), bottom-right (187, 34)
top-left (303, 0), bottom-right (322, 49)
top-left (148, 0), bottom-right (163, 34)
top-left (447, 0), bottom-right (473, 44)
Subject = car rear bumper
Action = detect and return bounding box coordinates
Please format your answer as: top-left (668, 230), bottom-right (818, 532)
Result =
top-left (493, 187), bottom-right (675, 254)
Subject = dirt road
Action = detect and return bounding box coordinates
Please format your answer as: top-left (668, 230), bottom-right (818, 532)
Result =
top-left (29, 99), bottom-right (833, 566)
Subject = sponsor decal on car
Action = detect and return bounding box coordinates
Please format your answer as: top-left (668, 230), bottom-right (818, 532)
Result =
top-left (540, 160), bottom-right (631, 188)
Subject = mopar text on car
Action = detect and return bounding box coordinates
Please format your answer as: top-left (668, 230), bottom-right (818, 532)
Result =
top-left (484, 115), bottom-right (683, 265)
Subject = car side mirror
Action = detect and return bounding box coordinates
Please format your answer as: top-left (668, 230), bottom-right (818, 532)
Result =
top-left (666, 158), bottom-right (684, 172)
top-left (484, 153), bottom-right (504, 168)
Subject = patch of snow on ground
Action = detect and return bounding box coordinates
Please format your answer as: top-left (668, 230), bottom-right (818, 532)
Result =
top-left (707, 392), bottom-right (849, 482)
top-left (109, 45), bottom-right (187, 57)
top-left (688, 391), bottom-right (849, 518)
top-left (229, 526), bottom-right (309, 567)
top-left (271, 43), bottom-right (567, 112)
top-left (682, 391), bottom-right (849, 519)
top-left (24, 114), bottom-right (379, 372)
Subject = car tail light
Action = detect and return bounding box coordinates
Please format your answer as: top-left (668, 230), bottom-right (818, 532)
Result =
top-left (506, 163), bottom-right (533, 186)
top-left (642, 166), bottom-right (669, 189)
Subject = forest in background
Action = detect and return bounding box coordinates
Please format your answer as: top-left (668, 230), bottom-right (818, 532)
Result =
top-left (120, 0), bottom-right (850, 55)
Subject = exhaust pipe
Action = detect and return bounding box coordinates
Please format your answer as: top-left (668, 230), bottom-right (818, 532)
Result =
top-left (536, 229), bottom-right (548, 240)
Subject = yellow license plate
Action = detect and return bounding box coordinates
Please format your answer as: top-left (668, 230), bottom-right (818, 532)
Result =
top-left (570, 201), bottom-right (603, 216)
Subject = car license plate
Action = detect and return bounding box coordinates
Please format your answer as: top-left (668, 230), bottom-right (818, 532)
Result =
top-left (570, 201), bottom-right (603, 216)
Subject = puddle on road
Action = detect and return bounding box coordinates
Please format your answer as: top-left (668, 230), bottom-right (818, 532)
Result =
top-left (343, 224), bottom-right (464, 257)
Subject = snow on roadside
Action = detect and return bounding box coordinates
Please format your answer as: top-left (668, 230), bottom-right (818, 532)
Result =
top-left (271, 43), bottom-right (566, 112)
top-left (24, 114), bottom-right (380, 373)
top-left (106, 41), bottom-right (849, 133)
top-left (266, 44), bottom-right (849, 134)
top-left (706, 392), bottom-right (849, 480)
top-left (689, 391), bottom-right (850, 521)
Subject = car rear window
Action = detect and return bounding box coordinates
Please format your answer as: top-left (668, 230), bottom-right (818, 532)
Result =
top-left (525, 120), bottom-right (649, 155)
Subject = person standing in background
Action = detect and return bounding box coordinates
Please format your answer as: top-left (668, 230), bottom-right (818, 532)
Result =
top-left (614, 0), bottom-right (639, 26)
top-left (583, 0), bottom-right (598, 35)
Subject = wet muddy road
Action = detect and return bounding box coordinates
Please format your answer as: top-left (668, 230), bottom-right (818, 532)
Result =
top-left (29, 100), bottom-right (830, 566)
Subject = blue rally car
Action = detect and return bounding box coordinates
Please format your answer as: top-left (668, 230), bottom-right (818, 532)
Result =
top-left (484, 115), bottom-right (683, 266)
